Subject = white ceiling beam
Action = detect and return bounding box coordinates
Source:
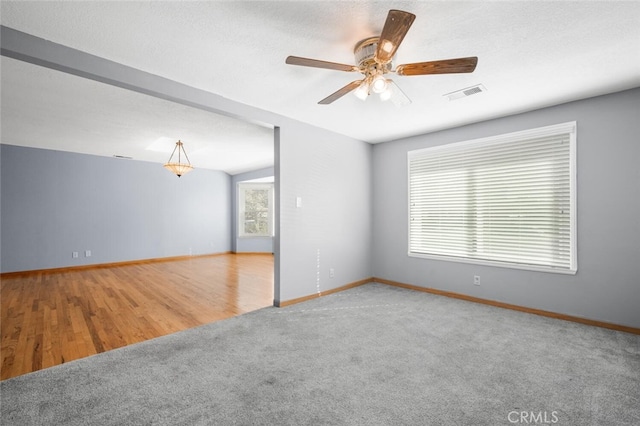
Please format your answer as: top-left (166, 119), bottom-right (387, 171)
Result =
top-left (0, 25), bottom-right (277, 131)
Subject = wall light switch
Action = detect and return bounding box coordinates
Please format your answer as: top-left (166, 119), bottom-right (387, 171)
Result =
top-left (296, 196), bottom-right (302, 208)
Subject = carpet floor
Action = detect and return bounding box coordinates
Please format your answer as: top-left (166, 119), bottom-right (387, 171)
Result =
top-left (1, 282), bottom-right (639, 425)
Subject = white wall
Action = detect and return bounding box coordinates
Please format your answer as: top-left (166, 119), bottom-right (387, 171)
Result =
top-left (372, 88), bottom-right (640, 329)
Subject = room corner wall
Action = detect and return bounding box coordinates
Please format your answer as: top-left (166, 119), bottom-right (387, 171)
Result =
top-left (372, 88), bottom-right (640, 329)
top-left (277, 122), bottom-right (373, 303)
top-left (0, 145), bottom-right (232, 273)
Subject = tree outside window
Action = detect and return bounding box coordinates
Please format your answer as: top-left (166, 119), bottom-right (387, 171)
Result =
top-left (238, 183), bottom-right (274, 237)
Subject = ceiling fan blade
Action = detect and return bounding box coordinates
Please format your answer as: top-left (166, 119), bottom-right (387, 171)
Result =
top-left (396, 57), bottom-right (478, 76)
top-left (286, 56), bottom-right (359, 72)
top-left (318, 80), bottom-right (363, 104)
top-left (375, 10), bottom-right (416, 65)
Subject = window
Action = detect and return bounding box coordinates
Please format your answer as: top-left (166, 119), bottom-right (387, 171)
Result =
top-left (408, 122), bottom-right (576, 274)
top-left (238, 183), bottom-right (274, 237)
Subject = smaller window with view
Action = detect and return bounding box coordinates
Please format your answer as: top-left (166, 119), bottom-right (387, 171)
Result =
top-left (238, 183), bottom-right (274, 238)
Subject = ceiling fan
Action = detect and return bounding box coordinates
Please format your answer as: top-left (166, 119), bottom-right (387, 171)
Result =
top-left (285, 9), bottom-right (478, 105)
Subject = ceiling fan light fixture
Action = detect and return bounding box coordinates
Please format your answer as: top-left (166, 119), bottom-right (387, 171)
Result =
top-left (380, 40), bottom-right (394, 54)
top-left (379, 83), bottom-right (393, 101)
top-left (354, 81), bottom-right (370, 100)
top-left (285, 9), bottom-right (477, 106)
top-left (371, 74), bottom-right (388, 94)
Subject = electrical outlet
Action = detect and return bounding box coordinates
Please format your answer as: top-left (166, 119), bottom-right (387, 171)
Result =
top-left (72, 251), bottom-right (79, 259)
top-left (85, 250), bottom-right (92, 257)
top-left (474, 275), bottom-right (481, 286)
top-left (329, 268), bottom-right (335, 278)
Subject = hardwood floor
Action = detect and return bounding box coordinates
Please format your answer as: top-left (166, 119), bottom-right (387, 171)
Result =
top-left (0, 253), bottom-right (274, 381)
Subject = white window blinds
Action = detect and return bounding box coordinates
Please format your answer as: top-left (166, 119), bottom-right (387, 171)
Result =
top-left (408, 122), bottom-right (577, 274)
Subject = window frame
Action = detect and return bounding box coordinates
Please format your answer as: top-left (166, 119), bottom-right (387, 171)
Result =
top-left (237, 182), bottom-right (274, 238)
top-left (407, 122), bottom-right (577, 274)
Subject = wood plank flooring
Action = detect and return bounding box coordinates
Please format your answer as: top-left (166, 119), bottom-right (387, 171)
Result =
top-left (1, 253), bottom-right (274, 381)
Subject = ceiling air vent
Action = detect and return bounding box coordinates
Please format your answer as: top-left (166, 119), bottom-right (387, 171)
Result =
top-left (444, 84), bottom-right (486, 101)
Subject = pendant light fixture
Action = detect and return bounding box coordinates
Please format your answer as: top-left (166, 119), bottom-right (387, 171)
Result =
top-left (163, 140), bottom-right (193, 177)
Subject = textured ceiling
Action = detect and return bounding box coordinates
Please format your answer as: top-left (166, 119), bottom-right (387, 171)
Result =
top-left (1, 56), bottom-right (274, 175)
top-left (1, 1), bottom-right (639, 172)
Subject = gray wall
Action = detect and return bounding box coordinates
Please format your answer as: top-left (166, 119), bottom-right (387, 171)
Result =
top-left (1, 144), bottom-right (231, 273)
top-left (231, 166), bottom-right (274, 254)
top-left (372, 88), bottom-right (640, 329)
top-left (278, 121), bottom-right (373, 302)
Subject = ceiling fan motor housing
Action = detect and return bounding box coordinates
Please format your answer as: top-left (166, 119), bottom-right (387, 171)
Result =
top-left (354, 37), bottom-right (392, 72)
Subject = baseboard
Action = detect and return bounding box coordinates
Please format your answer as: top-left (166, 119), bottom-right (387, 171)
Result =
top-left (0, 252), bottom-right (235, 277)
top-left (232, 252), bottom-right (274, 255)
top-left (373, 277), bottom-right (640, 335)
top-left (276, 277), bottom-right (373, 307)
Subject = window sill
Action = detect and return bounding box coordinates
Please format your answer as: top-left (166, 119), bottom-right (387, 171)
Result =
top-left (408, 252), bottom-right (577, 275)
